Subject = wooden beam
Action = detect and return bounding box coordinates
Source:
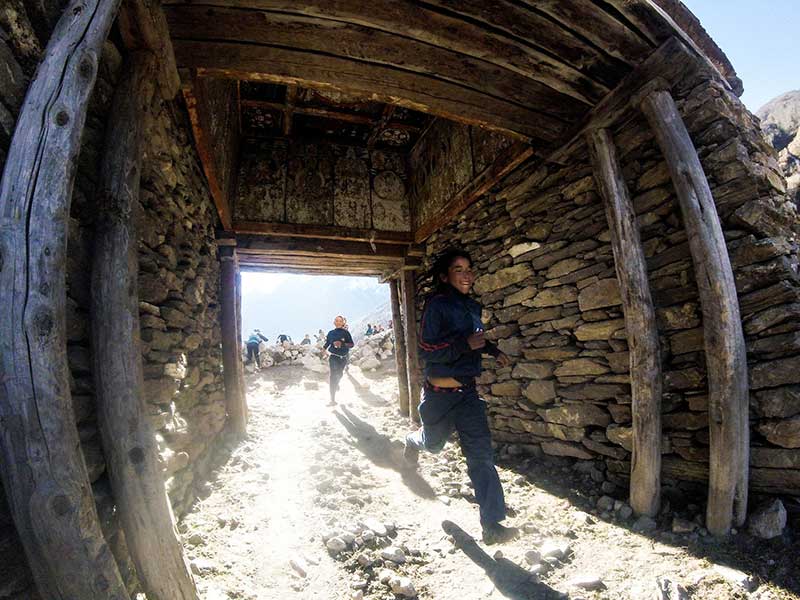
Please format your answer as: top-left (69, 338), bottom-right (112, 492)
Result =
top-left (389, 279), bottom-right (411, 417)
top-left (235, 235), bottom-right (407, 259)
top-left (183, 79), bottom-right (233, 230)
top-left (414, 141), bottom-right (534, 243)
top-left (282, 84), bottom-right (298, 135)
top-left (546, 37), bottom-right (706, 169)
top-left (165, 6), bottom-right (592, 119)
top-left (172, 43), bottom-right (564, 144)
top-left (220, 246), bottom-right (248, 435)
top-left (0, 0), bottom-right (131, 598)
top-left (118, 0), bottom-right (181, 99)
top-left (639, 88), bottom-right (748, 536)
top-left (91, 51), bottom-right (199, 600)
top-left (587, 128), bottom-right (662, 518)
top-left (400, 270), bottom-right (423, 423)
top-left (242, 98), bottom-right (374, 125)
top-left (233, 220), bottom-right (413, 244)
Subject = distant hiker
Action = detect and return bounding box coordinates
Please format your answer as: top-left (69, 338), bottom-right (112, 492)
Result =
top-left (277, 333), bottom-right (291, 344)
top-left (246, 330), bottom-right (269, 367)
top-left (366, 324), bottom-right (374, 336)
top-left (301, 334), bottom-right (312, 345)
top-left (403, 248), bottom-right (517, 545)
top-left (316, 329), bottom-right (326, 343)
top-left (323, 315), bottom-right (354, 406)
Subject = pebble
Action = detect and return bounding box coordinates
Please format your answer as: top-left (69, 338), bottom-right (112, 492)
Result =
top-left (568, 574), bottom-right (606, 590)
top-left (326, 537), bottom-right (348, 554)
top-left (378, 569), bottom-right (395, 584)
top-left (596, 495), bottom-right (615, 512)
top-left (350, 592), bottom-right (364, 600)
top-left (671, 517), bottom-right (696, 534)
top-left (539, 540), bottom-right (571, 561)
top-left (363, 517), bottom-right (388, 537)
top-left (187, 533), bottom-right (205, 546)
top-left (524, 550), bottom-right (541, 565)
top-left (189, 558), bottom-right (215, 575)
top-left (381, 546), bottom-right (406, 564)
top-left (748, 499), bottom-right (787, 539)
top-left (711, 565), bottom-right (758, 592)
top-left (522, 522), bottom-right (538, 534)
top-left (632, 515), bottom-right (657, 532)
top-left (617, 504), bottom-right (634, 520)
top-left (289, 557), bottom-right (308, 578)
top-left (351, 579), bottom-right (368, 590)
top-left (389, 576), bottom-right (417, 597)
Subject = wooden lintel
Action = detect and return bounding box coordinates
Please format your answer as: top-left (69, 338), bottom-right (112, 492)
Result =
top-left (118, 0), bottom-right (181, 99)
top-left (545, 36), bottom-right (703, 166)
top-left (183, 79), bottom-right (233, 230)
top-left (233, 220), bottom-right (413, 244)
top-left (235, 235), bottom-right (407, 259)
top-left (414, 141), bottom-right (535, 243)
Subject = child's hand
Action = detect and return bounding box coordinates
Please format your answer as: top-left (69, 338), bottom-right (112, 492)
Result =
top-left (333, 340), bottom-right (342, 348)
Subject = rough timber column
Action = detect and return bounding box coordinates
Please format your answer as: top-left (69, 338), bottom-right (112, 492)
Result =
top-left (401, 270), bottom-right (423, 423)
top-left (0, 0), bottom-right (130, 598)
top-left (389, 278), bottom-right (411, 416)
top-left (640, 88), bottom-right (749, 536)
top-left (587, 128), bottom-right (663, 518)
top-left (91, 51), bottom-right (198, 600)
top-left (220, 244), bottom-right (248, 435)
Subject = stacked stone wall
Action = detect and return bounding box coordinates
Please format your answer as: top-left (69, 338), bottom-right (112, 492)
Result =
top-left (420, 66), bottom-right (800, 502)
top-left (1, 3), bottom-right (227, 597)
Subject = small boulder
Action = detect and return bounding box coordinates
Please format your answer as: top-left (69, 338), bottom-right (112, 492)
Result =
top-left (748, 499), bottom-right (787, 539)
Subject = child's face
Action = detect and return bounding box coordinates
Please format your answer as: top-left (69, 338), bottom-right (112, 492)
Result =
top-left (334, 316), bottom-right (345, 328)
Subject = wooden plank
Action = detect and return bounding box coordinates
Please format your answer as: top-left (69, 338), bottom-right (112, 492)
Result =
top-left (91, 51), bottom-right (199, 600)
top-left (163, 0), bottom-right (614, 104)
top-left (0, 0), bottom-right (131, 598)
top-left (118, 0), bottom-right (181, 98)
top-left (183, 80), bottom-right (234, 230)
top-left (172, 41), bottom-right (567, 144)
top-left (390, 279), bottom-right (410, 417)
top-left (220, 247), bottom-right (247, 435)
top-left (587, 128), bottom-right (662, 518)
top-left (660, 458), bottom-right (800, 497)
top-left (401, 270), bottom-right (423, 423)
top-left (235, 235), bottom-right (406, 258)
top-left (242, 98), bottom-right (375, 125)
top-left (640, 89), bottom-right (748, 536)
top-left (517, 0), bottom-right (653, 64)
top-left (414, 141), bottom-right (534, 243)
top-left (546, 37), bottom-right (704, 166)
top-left (233, 220), bottom-right (413, 244)
top-left (165, 6), bottom-right (592, 120)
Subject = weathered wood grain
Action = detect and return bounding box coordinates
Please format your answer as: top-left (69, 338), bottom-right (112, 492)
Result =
top-left (401, 270), bottom-right (423, 423)
top-left (233, 220), bottom-right (413, 244)
top-left (235, 235), bottom-right (407, 258)
top-left (0, 0), bottom-right (130, 597)
top-left (118, 0), bottom-right (181, 98)
top-left (588, 128), bottom-right (662, 518)
top-left (390, 278), bottom-right (411, 417)
top-left (165, 6), bottom-right (590, 121)
top-left (173, 41), bottom-right (567, 144)
top-left (91, 51), bottom-right (198, 600)
top-left (640, 89), bottom-right (749, 536)
top-left (220, 247), bottom-right (248, 435)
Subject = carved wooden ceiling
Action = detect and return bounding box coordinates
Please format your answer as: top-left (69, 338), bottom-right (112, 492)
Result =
top-left (238, 81), bottom-right (432, 151)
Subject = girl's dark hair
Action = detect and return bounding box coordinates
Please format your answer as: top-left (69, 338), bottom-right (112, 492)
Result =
top-left (431, 248), bottom-right (472, 290)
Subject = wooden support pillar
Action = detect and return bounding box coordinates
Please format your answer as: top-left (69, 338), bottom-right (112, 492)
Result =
top-left (400, 270), bottom-right (422, 423)
top-left (91, 51), bottom-right (198, 600)
top-left (220, 245), bottom-right (248, 435)
top-left (639, 88), bottom-right (749, 536)
top-left (0, 1), bottom-right (130, 598)
top-left (587, 128), bottom-right (662, 518)
top-left (389, 278), bottom-right (411, 416)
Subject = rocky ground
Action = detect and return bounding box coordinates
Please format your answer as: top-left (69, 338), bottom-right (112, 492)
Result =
top-left (176, 365), bottom-right (799, 600)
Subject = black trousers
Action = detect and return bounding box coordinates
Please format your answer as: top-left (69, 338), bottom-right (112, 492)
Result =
top-left (329, 354), bottom-right (346, 399)
top-left (246, 342), bottom-right (260, 365)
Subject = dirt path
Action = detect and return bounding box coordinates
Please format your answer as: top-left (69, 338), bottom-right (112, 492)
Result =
top-left (179, 365), bottom-right (798, 600)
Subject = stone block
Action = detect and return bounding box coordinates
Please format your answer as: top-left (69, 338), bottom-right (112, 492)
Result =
top-left (606, 425), bottom-right (632, 451)
top-left (474, 264), bottom-right (533, 294)
top-left (541, 441), bottom-right (593, 459)
top-left (512, 362), bottom-right (554, 380)
top-left (491, 382), bottom-right (521, 397)
top-left (541, 403), bottom-right (611, 428)
top-left (754, 385), bottom-right (800, 418)
top-left (522, 381), bottom-right (557, 406)
top-left (574, 319), bottom-right (625, 341)
top-left (757, 417), bottom-right (800, 448)
top-left (554, 358), bottom-right (609, 377)
top-left (750, 356), bottom-right (800, 389)
top-left (532, 285), bottom-right (578, 308)
top-left (578, 278), bottom-right (621, 311)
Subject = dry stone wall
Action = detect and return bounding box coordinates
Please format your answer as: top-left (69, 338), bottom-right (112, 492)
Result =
top-left (419, 66), bottom-right (800, 502)
top-left (1, 3), bottom-right (228, 597)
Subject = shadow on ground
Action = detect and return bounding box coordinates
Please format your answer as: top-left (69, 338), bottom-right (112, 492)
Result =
top-left (442, 520), bottom-right (564, 599)
top-left (334, 406), bottom-right (437, 500)
top-left (346, 372), bottom-right (389, 407)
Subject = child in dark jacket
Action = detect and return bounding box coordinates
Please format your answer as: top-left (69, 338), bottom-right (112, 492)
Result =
top-left (405, 248), bottom-right (518, 545)
top-left (323, 315), bottom-right (354, 405)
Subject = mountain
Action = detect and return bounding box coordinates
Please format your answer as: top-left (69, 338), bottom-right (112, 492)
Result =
top-left (757, 90), bottom-right (800, 205)
top-left (349, 299), bottom-right (392, 342)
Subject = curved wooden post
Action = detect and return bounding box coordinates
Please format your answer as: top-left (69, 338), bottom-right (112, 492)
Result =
top-left (91, 52), bottom-right (199, 600)
top-left (389, 278), bottom-right (411, 416)
top-left (400, 270), bottom-right (422, 423)
top-left (220, 245), bottom-right (247, 435)
top-left (588, 128), bottom-right (662, 517)
top-left (640, 88), bottom-right (749, 535)
top-left (0, 1), bottom-right (130, 598)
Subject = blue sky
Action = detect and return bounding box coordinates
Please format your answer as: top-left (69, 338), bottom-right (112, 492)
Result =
top-left (682, 0), bottom-right (799, 111)
top-left (241, 272), bottom-right (389, 342)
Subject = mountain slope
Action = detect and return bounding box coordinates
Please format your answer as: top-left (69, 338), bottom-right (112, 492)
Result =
top-left (757, 90), bottom-right (800, 205)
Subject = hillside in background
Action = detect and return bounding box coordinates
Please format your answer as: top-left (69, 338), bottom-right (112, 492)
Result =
top-left (757, 90), bottom-right (800, 205)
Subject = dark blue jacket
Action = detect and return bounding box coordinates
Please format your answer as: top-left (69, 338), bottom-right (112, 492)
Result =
top-left (324, 328), bottom-right (354, 358)
top-left (418, 285), bottom-right (500, 380)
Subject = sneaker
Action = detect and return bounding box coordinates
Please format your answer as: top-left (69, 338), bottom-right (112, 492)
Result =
top-left (403, 440), bottom-right (419, 469)
top-left (481, 522), bottom-right (519, 545)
